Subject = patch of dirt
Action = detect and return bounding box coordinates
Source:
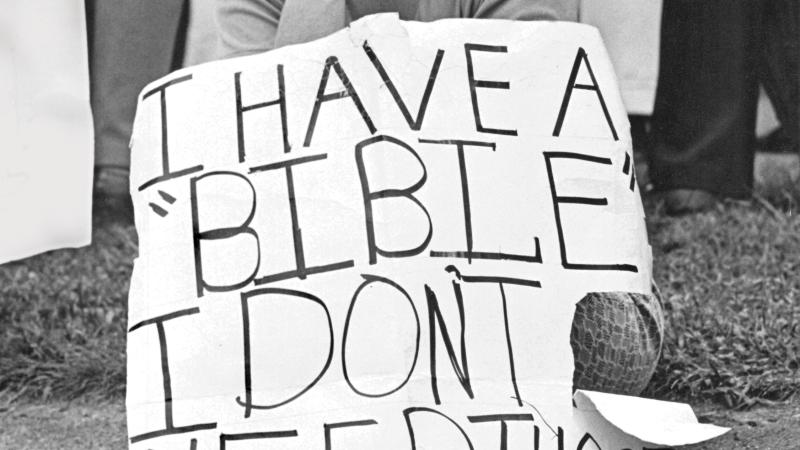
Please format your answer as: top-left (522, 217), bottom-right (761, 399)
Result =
top-left (681, 398), bottom-right (800, 450)
top-left (0, 401), bottom-right (126, 449)
top-left (0, 397), bottom-right (798, 449)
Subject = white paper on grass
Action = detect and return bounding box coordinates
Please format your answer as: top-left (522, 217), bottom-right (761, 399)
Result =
top-left (127, 14), bottom-right (722, 449)
top-left (574, 390), bottom-right (730, 447)
top-left (0, 0), bottom-right (93, 264)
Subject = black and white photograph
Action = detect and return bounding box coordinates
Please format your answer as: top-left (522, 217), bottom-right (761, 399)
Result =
top-left (1, 1), bottom-right (798, 448)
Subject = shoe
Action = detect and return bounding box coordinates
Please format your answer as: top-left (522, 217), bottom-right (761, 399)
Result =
top-left (756, 127), bottom-right (799, 155)
top-left (94, 166), bottom-right (130, 197)
top-left (663, 189), bottom-right (716, 215)
top-left (93, 166), bottom-right (133, 223)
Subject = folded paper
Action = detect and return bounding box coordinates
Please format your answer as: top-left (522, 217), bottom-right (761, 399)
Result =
top-left (574, 390), bottom-right (729, 447)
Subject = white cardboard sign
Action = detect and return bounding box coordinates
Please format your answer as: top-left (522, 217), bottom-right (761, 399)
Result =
top-left (127, 15), bottom-right (724, 449)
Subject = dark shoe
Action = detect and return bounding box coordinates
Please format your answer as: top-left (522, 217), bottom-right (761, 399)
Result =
top-left (664, 189), bottom-right (716, 215)
top-left (756, 127), bottom-right (799, 155)
top-left (93, 166), bottom-right (133, 223)
top-left (94, 166), bottom-right (130, 197)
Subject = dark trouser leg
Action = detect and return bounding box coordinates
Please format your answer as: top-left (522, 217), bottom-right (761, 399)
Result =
top-left (649, 0), bottom-right (762, 198)
top-left (760, 0), bottom-right (800, 150)
top-left (86, 0), bottom-right (188, 170)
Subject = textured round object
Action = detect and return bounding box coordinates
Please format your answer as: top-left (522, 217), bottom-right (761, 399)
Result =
top-left (570, 288), bottom-right (664, 396)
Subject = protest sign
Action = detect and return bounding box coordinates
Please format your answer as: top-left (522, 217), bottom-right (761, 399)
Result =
top-left (0, 1), bottom-right (92, 264)
top-left (127, 14), bottom-right (726, 449)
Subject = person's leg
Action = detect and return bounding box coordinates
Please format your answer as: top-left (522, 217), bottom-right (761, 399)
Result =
top-left (759, 0), bottom-right (800, 154)
top-left (649, 0), bottom-right (762, 207)
top-left (86, 0), bottom-right (188, 197)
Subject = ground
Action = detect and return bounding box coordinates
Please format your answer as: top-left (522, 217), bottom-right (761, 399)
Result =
top-left (0, 153), bottom-right (798, 448)
top-left (690, 400), bottom-right (800, 450)
top-left (1, 398), bottom-right (799, 449)
top-left (0, 402), bottom-right (126, 450)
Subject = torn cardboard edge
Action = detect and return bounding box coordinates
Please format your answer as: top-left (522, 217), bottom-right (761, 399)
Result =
top-left (126, 13), bottom-right (729, 449)
top-left (574, 390), bottom-right (729, 447)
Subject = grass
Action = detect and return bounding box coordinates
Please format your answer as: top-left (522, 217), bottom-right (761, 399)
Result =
top-left (0, 178), bottom-right (798, 409)
top-left (0, 210), bottom-right (134, 403)
top-left (643, 198), bottom-right (800, 408)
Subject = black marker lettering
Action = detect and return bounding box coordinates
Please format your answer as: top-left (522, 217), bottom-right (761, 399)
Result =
top-left (343, 275), bottom-right (420, 398)
top-left (219, 430), bottom-right (297, 450)
top-left (363, 41), bottom-right (444, 130)
top-left (324, 420), bottom-right (378, 450)
top-left (576, 433), bottom-right (602, 450)
top-left (404, 407), bottom-right (475, 450)
top-left (447, 266), bottom-right (541, 407)
top-left (190, 171), bottom-right (261, 298)
top-left (305, 56), bottom-right (376, 147)
top-left (138, 74), bottom-right (203, 191)
top-left (543, 152), bottom-right (638, 272)
top-left (552, 48), bottom-right (618, 141)
top-left (235, 65), bottom-right (290, 162)
top-left (464, 43), bottom-right (517, 136)
top-left (236, 288), bottom-right (333, 418)
top-left (355, 135), bottom-right (432, 264)
top-left (127, 308), bottom-right (216, 444)
top-left (467, 414), bottom-right (534, 450)
top-left (419, 138), bottom-right (541, 263)
top-left (249, 154), bottom-right (354, 285)
top-left (534, 427), bottom-right (564, 450)
top-left (425, 283), bottom-right (473, 404)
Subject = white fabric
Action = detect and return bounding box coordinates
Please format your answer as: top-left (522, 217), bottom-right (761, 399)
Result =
top-left (581, 0), bottom-right (662, 115)
top-left (0, 0), bottom-right (93, 264)
top-left (185, 0), bottom-right (222, 65)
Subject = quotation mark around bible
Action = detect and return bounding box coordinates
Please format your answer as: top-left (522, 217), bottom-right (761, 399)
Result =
top-left (622, 153), bottom-right (636, 192)
top-left (149, 190), bottom-right (177, 217)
